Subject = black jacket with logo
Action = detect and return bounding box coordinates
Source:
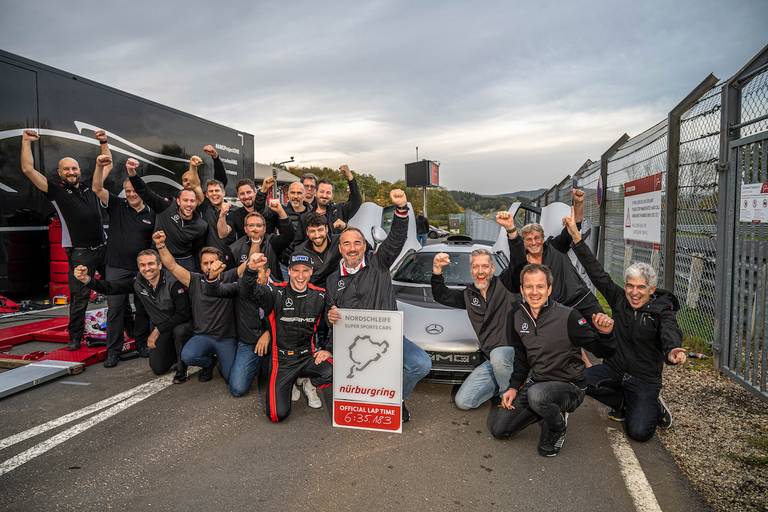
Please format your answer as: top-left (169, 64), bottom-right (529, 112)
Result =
top-left (202, 273), bottom-right (266, 345)
top-left (431, 269), bottom-right (518, 358)
top-left (228, 217), bottom-right (294, 281)
top-left (572, 240), bottom-right (683, 384)
top-left (507, 301), bottom-right (616, 390)
top-left (317, 178), bottom-right (362, 235)
top-left (297, 236), bottom-right (341, 286)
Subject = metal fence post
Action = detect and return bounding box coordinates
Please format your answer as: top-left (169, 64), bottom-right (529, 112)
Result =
top-left (664, 74), bottom-right (719, 292)
top-left (598, 134), bottom-right (630, 263)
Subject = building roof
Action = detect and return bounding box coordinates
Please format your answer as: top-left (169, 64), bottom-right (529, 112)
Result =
top-left (253, 162), bottom-right (299, 184)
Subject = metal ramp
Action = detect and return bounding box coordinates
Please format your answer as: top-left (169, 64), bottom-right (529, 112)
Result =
top-left (0, 359), bottom-right (85, 399)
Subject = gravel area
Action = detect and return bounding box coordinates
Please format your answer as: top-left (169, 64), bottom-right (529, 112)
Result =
top-left (658, 361), bottom-right (768, 512)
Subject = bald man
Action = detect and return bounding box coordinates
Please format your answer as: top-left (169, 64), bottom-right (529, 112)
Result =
top-left (265, 181), bottom-right (312, 265)
top-left (20, 129), bottom-right (109, 350)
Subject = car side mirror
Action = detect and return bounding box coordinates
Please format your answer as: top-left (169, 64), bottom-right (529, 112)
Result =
top-left (371, 226), bottom-right (387, 244)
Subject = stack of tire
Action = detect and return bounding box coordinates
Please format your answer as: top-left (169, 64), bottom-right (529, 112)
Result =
top-left (48, 217), bottom-right (70, 300)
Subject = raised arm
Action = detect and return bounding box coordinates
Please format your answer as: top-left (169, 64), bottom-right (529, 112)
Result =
top-left (73, 265), bottom-right (133, 294)
top-left (93, 130), bottom-right (113, 183)
top-left (430, 253), bottom-right (467, 309)
top-left (241, 254), bottom-right (276, 312)
top-left (267, 199), bottom-right (294, 255)
top-left (183, 156), bottom-right (205, 204)
top-left (204, 145), bottom-right (228, 188)
top-left (153, 231), bottom-right (191, 287)
top-left (128, 168), bottom-right (172, 213)
top-left (20, 130), bottom-right (48, 193)
top-left (91, 154), bottom-right (112, 205)
top-left (339, 165), bottom-right (362, 221)
top-left (375, 189), bottom-right (410, 269)
top-left (217, 201), bottom-right (233, 239)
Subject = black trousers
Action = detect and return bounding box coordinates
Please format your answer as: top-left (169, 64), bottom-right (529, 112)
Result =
top-left (65, 246), bottom-right (105, 343)
top-left (105, 266), bottom-right (150, 355)
top-left (487, 381), bottom-right (585, 439)
top-left (265, 352), bottom-right (332, 423)
top-left (149, 322), bottom-right (193, 375)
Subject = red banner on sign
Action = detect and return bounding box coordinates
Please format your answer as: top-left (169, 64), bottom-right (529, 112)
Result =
top-left (624, 172), bottom-right (662, 196)
top-left (333, 400), bottom-right (401, 431)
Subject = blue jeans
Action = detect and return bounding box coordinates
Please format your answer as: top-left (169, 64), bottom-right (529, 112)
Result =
top-left (417, 234), bottom-right (428, 246)
top-left (228, 342), bottom-right (263, 397)
top-left (454, 346), bottom-right (515, 410)
top-left (181, 335), bottom-right (238, 382)
top-left (403, 337), bottom-right (432, 400)
top-left (584, 364), bottom-right (662, 442)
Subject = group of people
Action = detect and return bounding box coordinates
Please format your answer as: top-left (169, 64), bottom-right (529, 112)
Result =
top-left (432, 190), bottom-right (686, 456)
top-left (20, 129), bottom-right (686, 450)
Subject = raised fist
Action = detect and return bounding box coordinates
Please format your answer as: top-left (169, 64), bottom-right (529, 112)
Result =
top-left (339, 164), bottom-right (353, 179)
top-left (189, 155), bottom-right (203, 168)
top-left (562, 208), bottom-right (581, 243)
top-left (220, 201), bottom-right (232, 216)
top-left (152, 230), bottom-right (166, 245)
top-left (591, 313), bottom-right (615, 335)
top-left (572, 188), bottom-right (585, 206)
top-left (94, 129), bottom-right (108, 143)
top-left (333, 219), bottom-right (347, 231)
top-left (73, 265), bottom-right (90, 284)
top-left (207, 259), bottom-right (226, 280)
top-left (495, 211), bottom-right (514, 230)
top-left (261, 176), bottom-right (275, 192)
top-left (268, 198), bottom-right (281, 211)
top-left (96, 155), bottom-right (112, 167)
top-left (433, 252), bottom-right (450, 274)
top-left (203, 144), bottom-right (218, 159)
top-left (125, 158), bottom-right (140, 176)
top-left (390, 188), bottom-right (407, 208)
top-left (247, 252), bottom-right (268, 271)
top-left (22, 129), bottom-right (39, 142)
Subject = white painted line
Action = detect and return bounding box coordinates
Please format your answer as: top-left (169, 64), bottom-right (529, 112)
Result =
top-left (608, 427), bottom-right (663, 512)
top-left (0, 369), bottom-right (197, 451)
top-left (0, 373), bottom-right (179, 476)
top-left (57, 381), bottom-right (91, 386)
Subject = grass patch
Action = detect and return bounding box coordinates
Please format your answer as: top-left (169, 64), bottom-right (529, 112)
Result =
top-left (746, 433), bottom-right (768, 452)
top-left (730, 454), bottom-right (768, 467)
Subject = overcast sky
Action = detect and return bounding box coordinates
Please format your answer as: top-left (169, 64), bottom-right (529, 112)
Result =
top-left (1, 1), bottom-right (766, 194)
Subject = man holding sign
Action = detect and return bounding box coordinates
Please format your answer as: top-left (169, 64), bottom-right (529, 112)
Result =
top-left (326, 189), bottom-right (432, 423)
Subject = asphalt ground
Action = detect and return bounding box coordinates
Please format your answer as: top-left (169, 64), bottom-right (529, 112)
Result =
top-left (0, 329), bottom-right (709, 512)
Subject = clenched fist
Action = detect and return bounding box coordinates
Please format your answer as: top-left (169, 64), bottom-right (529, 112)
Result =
top-left (261, 176), bottom-right (275, 192)
top-left (339, 164), bottom-right (353, 180)
top-left (333, 219), bottom-right (347, 231)
top-left (73, 265), bottom-right (90, 284)
top-left (572, 187), bottom-right (585, 206)
top-left (207, 259), bottom-right (227, 280)
top-left (247, 252), bottom-right (268, 271)
top-left (125, 158), bottom-right (140, 174)
top-left (152, 230), bottom-right (166, 246)
top-left (189, 155), bottom-right (203, 168)
top-left (390, 188), bottom-right (407, 208)
top-left (96, 155), bottom-right (112, 167)
top-left (22, 129), bottom-right (39, 142)
top-left (203, 144), bottom-right (218, 159)
top-left (495, 211), bottom-right (514, 230)
top-left (94, 130), bottom-right (108, 143)
top-left (433, 252), bottom-right (450, 275)
top-left (591, 313), bottom-right (615, 335)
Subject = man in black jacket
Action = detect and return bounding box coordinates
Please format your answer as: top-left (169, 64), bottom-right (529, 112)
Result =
top-left (313, 165), bottom-right (362, 236)
top-left (431, 248), bottom-right (518, 410)
top-left (73, 250), bottom-right (192, 383)
top-left (488, 264), bottom-right (616, 457)
top-left (229, 200), bottom-right (294, 281)
top-left (564, 213), bottom-right (686, 441)
top-left (326, 189), bottom-right (432, 422)
top-left (242, 252), bottom-right (332, 422)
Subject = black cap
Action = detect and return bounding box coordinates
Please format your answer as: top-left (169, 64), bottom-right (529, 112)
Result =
top-left (288, 252), bottom-right (315, 270)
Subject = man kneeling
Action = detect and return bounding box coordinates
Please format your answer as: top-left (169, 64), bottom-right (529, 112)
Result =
top-left (488, 264), bottom-right (616, 457)
top-left (242, 252), bottom-right (332, 422)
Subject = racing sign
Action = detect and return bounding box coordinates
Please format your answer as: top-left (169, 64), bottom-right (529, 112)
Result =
top-left (623, 173), bottom-right (663, 245)
top-left (332, 309), bottom-right (403, 433)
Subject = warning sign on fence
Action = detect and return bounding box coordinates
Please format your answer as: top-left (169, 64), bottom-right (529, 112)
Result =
top-left (623, 173), bottom-right (662, 245)
top-left (739, 182), bottom-right (768, 223)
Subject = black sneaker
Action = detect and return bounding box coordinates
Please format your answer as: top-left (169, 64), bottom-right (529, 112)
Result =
top-left (137, 345), bottom-right (150, 358)
top-left (402, 402), bottom-right (411, 423)
top-left (538, 413), bottom-right (568, 457)
top-left (198, 365), bottom-right (214, 382)
top-left (608, 408), bottom-right (626, 422)
top-left (103, 351), bottom-right (120, 368)
top-left (172, 370), bottom-right (187, 384)
top-left (657, 396), bottom-right (672, 429)
top-left (66, 339), bottom-right (81, 351)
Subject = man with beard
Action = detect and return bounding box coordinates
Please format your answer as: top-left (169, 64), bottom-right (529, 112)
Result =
top-left (326, 189), bottom-right (432, 422)
top-left (298, 213), bottom-right (342, 287)
top-left (92, 157), bottom-right (153, 367)
top-left (431, 247), bottom-right (518, 410)
top-left (266, 181), bottom-right (311, 264)
top-left (216, 179), bottom-right (258, 240)
top-left (313, 165), bottom-right (362, 236)
top-left (20, 129), bottom-right (110, 350)
top-left (153, 231), bottom-right (239, 384)
top-left (241, 252), bottom-right (333, 422)
top-left (73, 250), bottom-right (192, 383)
top-left (563, 212), bottom-right (686, 441)
top-left (488, 264), bottom-right (616, 457)
top-left (228, 200), bottom-right (294, 282)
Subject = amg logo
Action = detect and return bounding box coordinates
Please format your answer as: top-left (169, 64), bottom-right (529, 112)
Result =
top-left (430, 353), bottom-right (472, 364)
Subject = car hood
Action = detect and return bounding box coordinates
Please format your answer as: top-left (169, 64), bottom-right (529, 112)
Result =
top-left (396, 298), bottom-right (480, 353)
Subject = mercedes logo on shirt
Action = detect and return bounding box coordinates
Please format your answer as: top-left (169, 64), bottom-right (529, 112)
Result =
top-left (471, 297), bottom-right (481, 307)
top-left (425, 323), bottom-right (444, 335)
top-left (285, 297), bottom-right (293, 307)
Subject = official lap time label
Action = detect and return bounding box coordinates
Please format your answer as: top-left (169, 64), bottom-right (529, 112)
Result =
top-left (332, 309), bottom-right (403, 433)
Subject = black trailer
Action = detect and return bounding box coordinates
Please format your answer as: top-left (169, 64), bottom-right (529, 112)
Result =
top-left (0, 50), bottom-right (255, 297)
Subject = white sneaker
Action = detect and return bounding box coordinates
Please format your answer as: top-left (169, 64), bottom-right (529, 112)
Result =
top-left (302, 378), bottom-right (322, 409)
top-left (291, 384), bottom-right (301, 402)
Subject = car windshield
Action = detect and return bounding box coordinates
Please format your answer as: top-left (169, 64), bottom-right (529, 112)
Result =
top-left (393, 251), bottom-right (504, 286)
